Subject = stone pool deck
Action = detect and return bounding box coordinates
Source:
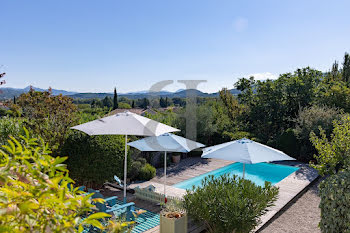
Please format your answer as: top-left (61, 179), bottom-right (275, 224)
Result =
top-left (103, 157), bottom-right (319, 233)
top-left (255, 161), bottom-right (319, 232)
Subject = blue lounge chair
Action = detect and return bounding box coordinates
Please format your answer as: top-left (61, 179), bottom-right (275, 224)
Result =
top-left (88, 188), bottom-right (136, 221)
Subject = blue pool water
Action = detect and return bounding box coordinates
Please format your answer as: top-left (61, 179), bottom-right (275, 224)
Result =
top-left (173, 162), bottom-right (299, 189)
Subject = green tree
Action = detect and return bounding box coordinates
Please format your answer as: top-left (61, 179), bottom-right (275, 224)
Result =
top-left (316, 80), bottom-right (350, 112)
top-left (294, 105), bottom-right (342, 161)
top-left (165, 97), bottom-right (169, 107)
top-left (219, 88), bottom-right (243, 123)
top-left (159, 97), bottom-right (166, 108)
top-left (16, 88), bottom-right (78, 153)
top-left (310, 114), bottom-right (350, 176)
top-left (343, 52), bottom-right (350, 84)
top-left (113, 87), bottom-right (118, 110)
top-left (131, 100), bottom-right (135, 108)
top-left (233, 68), bottom-right (322, 143)
top-left (102, 96), bottom-right (113, 108)
top-left (183, 174), bottom-right (278, 233)
top-left (141, 98), bottom-right (150, 109)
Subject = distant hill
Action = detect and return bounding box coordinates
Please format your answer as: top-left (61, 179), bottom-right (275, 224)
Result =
top-left (0, 86), bottom-right (77, 99)
top-left (0, 86), bottom-right (240, 100)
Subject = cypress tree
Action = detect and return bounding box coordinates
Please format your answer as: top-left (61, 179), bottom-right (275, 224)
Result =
top-left (132, 100), bottom-right (135, 108)
top-left (160, 97), bottom-right (165, 107)
top-left (165, 97), bottom-right (169, 107)
top-left (343, 52), bottom-right (350, 84)
top-left (113, 87), bottom-right (118, 110)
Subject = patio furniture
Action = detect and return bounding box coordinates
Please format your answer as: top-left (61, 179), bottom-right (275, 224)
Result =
top-left (102, 175), bottom-right (136, 194)
top-left (71, 111), bottom-right (180, 203)
top-left (88, 188), bottom-right (136, 221)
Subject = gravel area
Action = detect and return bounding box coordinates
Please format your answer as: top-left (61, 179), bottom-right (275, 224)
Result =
top-left (259, 178), bottom-right (321, 233)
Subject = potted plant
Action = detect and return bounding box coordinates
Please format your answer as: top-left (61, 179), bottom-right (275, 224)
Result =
top-left (172, 153), bottom-right (181, 164)
top-left (160, 200), bottom-right (187, 233)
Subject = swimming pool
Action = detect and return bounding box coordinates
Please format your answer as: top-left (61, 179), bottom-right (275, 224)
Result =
top-left (173, 162), bottom-right (299, 189)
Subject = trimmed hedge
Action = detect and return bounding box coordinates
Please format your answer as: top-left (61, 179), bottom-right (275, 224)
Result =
top-left (319, 170), bottom-right (350, 233)
top-left (61, 131), bottom-right (129, 187)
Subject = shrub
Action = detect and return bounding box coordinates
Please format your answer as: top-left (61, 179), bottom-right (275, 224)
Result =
top-left (294, 105), bottom-right (341, 162)
top-left (128, 160), bottom-right (143, 180)
top-left (0, 117), bottom-right (24, 146)
top-left (139, 163), bottom-right (156, 181)
top-left (128, 153), bottom-right (155, 181)
top-left (319, 170), bottom-right (350, 232)
top-left (61, 131), bottom-right (129, 187)
top-left (0, 129), bottom-right (111, 232)
top-left (310, 114), bottom-right (350, 176)
top-left (183, 174), bottom-right (279, 233)
top-left (118, 102), bottom-right (131, 109)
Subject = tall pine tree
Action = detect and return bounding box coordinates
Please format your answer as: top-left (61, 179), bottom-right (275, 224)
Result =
top-left (113, 87), bottom-right (118, 110)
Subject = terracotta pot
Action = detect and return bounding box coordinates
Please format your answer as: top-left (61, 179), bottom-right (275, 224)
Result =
top-left (172, 154), bottom-right (181, 164)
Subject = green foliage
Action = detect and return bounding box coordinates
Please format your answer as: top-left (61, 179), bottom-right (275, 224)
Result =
top-left (128, 157), bottom-right (149, 181)
top-left (113, 87), bottom-right (118, 110)
top-left (0, 129), bottom-right (112, 232)
top-left (316, 80), bottom-right (350, 112)
top-left (16, 89), bottom-right (79, 153)
top-left (144, 110), bottom-right (178, 128)
top-left (77, 104), bottom-right (91, 110)
top-left (342, 52), bottom-right (350, 84)
top-left (0, 108), bottom-right (7, 117)
top-left (236, 68), bottom-right (322, 143)
top-left (183, 174), bottom-right (279, 233)
top-left (196, 99), bottom-right (232, 145)
top-left (102, 96), bottom-right (113, 108)
top-left (0, 117), bottom-right (24, 146)
top-left (138, 163), bottom-right (156, 181)
top-left (128, 160), bottom-right (143, 180)
top-left (62, 131), bottom-right (129, 187)
top-left (294, 105), bottom-right (341, 161)
top-left (310, 114), bottom-right (350, 176)
top-left (319, 170), bottom-right (350, 233)
top-left (275, 128), bottom-right (299, 158)
top-left (91, 99), bottom-right (104, 108)
top-left (118, 102), bottom-right (131, 109)
top-left (140, 98), bottom-right (150, 109)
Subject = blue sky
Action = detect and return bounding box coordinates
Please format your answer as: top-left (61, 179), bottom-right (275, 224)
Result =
top-left (1, 0), bottom-right (350, 93)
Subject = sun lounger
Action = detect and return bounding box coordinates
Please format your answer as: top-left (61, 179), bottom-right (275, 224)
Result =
top-left (103, 182), bottom-right (136, 194)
